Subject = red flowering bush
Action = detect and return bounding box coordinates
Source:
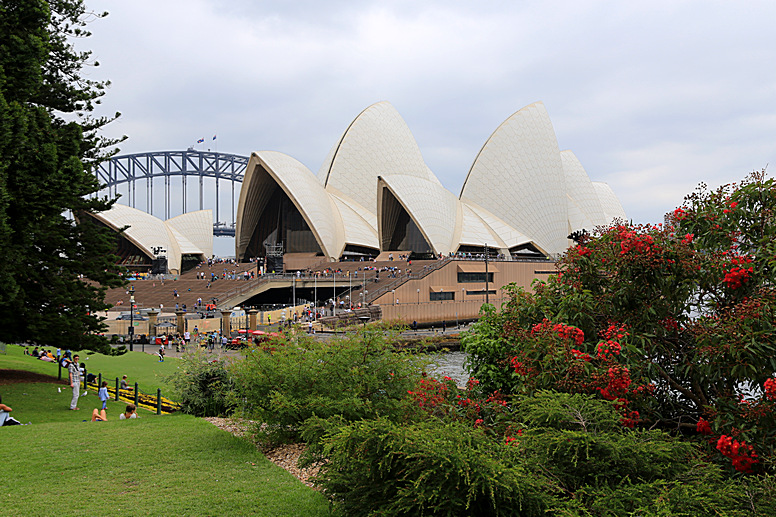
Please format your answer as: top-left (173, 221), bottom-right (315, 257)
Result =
top-left (464, 170), bottom-right (776, 474)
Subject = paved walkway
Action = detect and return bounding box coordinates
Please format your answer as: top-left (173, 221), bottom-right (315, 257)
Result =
top-left (126, 322), bottom-right (473, 360)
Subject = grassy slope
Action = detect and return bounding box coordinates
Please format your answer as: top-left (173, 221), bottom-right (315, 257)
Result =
top-left (2, 344), bottom-right (177, 392)
top-left (0, 383), bottom-right (157, 424)
top-left (0, 414), bottom-right (332, 517)
top-left (1, 347), bottom-right (331, 516)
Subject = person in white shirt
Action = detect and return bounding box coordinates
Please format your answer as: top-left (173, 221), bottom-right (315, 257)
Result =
top-left (119, 404), bottom-right (137, 420)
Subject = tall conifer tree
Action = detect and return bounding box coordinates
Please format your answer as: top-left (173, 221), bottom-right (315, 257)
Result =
top-left (0, 0), bottom-right (126, 352)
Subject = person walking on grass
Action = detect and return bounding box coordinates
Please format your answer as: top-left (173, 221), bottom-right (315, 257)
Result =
top-left (98, 381), bottom-right (109, 410)
top-left (68, 355), bottom-right (81, 410)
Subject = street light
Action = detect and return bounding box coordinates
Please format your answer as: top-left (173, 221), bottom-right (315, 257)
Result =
top-left (417, 288), bottom-right (420, 305)
top-left (128, 285), bottom-right (135, 352)
top-left (392, 289), bottom-right (395, 305)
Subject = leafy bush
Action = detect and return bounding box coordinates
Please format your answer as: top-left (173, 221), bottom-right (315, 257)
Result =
top-left (314, 418), bottom-right (547, 517)
top-left (463, 171), bottom-right (776, 472)
top-left (230, 328), bottom-right (430, 444)
top-left (166, 348), bottom-right (235, 417)
top-left (316, 390), bottom-right (775, 516)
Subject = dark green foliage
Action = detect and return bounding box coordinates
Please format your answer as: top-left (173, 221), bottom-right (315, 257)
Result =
top-left (230, 329), bottom-right (430, 445)
top-left (0, 0), bottom-right (126, 352)
top-left (315, 390), bottom-right (775, 516)
top-left (167, 348), bottom-right (235, 417)
top-left (315, 418), bottom-right (547, 517)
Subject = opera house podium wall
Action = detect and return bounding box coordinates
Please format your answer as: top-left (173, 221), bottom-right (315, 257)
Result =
top-left (368, 257), bottom-right (555, 325)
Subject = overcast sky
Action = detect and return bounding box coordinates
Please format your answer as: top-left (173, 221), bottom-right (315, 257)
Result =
top-left (84, 0), bottom-right (776, 254)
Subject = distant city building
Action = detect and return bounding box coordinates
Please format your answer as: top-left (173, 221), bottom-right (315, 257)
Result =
top-left (235, 101), bottom-right (626, 263)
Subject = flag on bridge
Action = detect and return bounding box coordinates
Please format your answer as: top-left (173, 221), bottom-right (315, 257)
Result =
top-left (197, 138), bottom-right (204, 144)
top-left (212, 134), bottom-right (217, 141)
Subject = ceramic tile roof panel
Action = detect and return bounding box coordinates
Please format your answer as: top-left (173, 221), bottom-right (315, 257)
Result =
top-left (166, 210), bottom-right (213, 258)
top-left (458, 203), bottom-right (507, 249)
top-left (561, 150), bottom-right (608, 231)
top-left (378, 175), bottom-right (462, 255)
top-left (92, 204), bottom-right (183, 272)
top-left (460, 200), bottom-right (534, 251)
top-left (237, 151), bottom-right (345, 260)
top-left (460, 102), bottom-right (569, 254)
top-left (592, 182), bottom-right (627, 223)
top-left (317, 101), bottom-right (439, 214)
top-left (329, 194), bottom-right (379, 250)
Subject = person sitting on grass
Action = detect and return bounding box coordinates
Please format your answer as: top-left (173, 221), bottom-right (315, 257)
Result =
top-left (120, 375), bottom-right (132, 391)
top-left (0, 395), bottom-right (23, 426)
top-left (119, 404), bottom-right (137, 420)
top-left (91, 408), bottom-right (107, 422)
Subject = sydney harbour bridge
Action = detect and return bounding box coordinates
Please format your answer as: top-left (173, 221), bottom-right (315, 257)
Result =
top-left (94, 149), bottom-right (249, 237)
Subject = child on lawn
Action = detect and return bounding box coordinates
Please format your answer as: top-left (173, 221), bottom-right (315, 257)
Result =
top-left (98, 381), bottom-right (109, 410)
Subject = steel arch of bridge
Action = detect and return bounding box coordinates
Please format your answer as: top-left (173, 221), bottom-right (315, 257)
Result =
top-left (94, 150), bottom-right (249, 236)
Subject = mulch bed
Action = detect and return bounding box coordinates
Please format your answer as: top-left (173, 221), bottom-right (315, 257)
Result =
top-left (0, 369), bottom-right (62, 385)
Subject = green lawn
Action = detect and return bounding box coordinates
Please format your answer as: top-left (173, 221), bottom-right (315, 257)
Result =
top-left (0, 382), bottom-right (158, 424)
top-left (1, 344), bottom-right (178, 393)
top-left (0, 414), bottom-right (332, 516)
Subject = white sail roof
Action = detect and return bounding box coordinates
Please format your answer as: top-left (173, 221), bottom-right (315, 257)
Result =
top-left (460, 102), bottom-right (570, 254)
top-left (89, 204), bottom-right (210, 273)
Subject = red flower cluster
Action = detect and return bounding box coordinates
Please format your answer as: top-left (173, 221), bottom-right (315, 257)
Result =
top-left (618, 228), bottom-right (655, 256)
top-left (407, 378), bottom-right (449, 408)
top-left (764, 378), bottom-right (776, 401)
top-left (531, 319), bottom-right (584, 346)
top-left (673, 207), bottom-right (688, 220)
top-left (510, 356), bottom-right (527, 375)
top-left (601, 323), bottom-right (627, 341)
top-left (660, 318), bottom-right (679, 332)
top-left (681, 233), bottom-right (694, 244)
top-left (723, 201), bottom-right (739, 214)
top-left (696, 417), bottom-right (713, 435)
top-left (598, 366), bottom-right (632, 401)
top-left (723, 256), bottom-right (753, 289)
top-left (576, 245), bottom-right (592, 258)
top-left (621, 410), bottom-right (639, 428)
top-left (571, 349), bottom-right (592, 362)
top-left (716, 435), bottom-right (759, 473)
top-left (596, 340), bottom-right (621, 360)
top-left (505, 429), bottom-right (523, 446)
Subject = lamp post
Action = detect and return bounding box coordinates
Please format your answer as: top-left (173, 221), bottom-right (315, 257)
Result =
top-left (314, 274), bottom-right (317, 319)
top-left (128, 285), bottom-right (135, 351)
top-left (417, 288), bottom-right (420, 305)
top-left (333, 270), bottom-right (336, 317)
top-left (392, 289), bottom-right (395, 305)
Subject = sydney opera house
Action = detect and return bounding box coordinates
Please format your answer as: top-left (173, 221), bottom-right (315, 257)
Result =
top-left (235, 101), bottom-right (625, 267)
top-left (81, 204), bottom-right (213, 274)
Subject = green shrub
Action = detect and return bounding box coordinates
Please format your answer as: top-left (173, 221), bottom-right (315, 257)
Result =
top-left (166, 348), bottom-right (235, 417)
top-left (316, 390), bottom-right (775, 516)
top-left (230, 328), bottom-right (430, 445)
top-left (315, 418), bottom-right (548, 517)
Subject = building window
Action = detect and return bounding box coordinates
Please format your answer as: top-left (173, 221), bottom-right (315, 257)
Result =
top-left (457, 272), bottom-right (494, 283)
top-left (430, 291), bottom-right (454, 301)
top-left (465, 290), bottom-right (497, 296)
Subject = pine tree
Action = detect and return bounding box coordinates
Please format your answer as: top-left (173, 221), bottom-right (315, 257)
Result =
top-left (0, 0), bottom-right (126, 353)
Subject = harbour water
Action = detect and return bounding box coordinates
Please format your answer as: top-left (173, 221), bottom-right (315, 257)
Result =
top-left (429, 350), bottom-right (469, 386)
